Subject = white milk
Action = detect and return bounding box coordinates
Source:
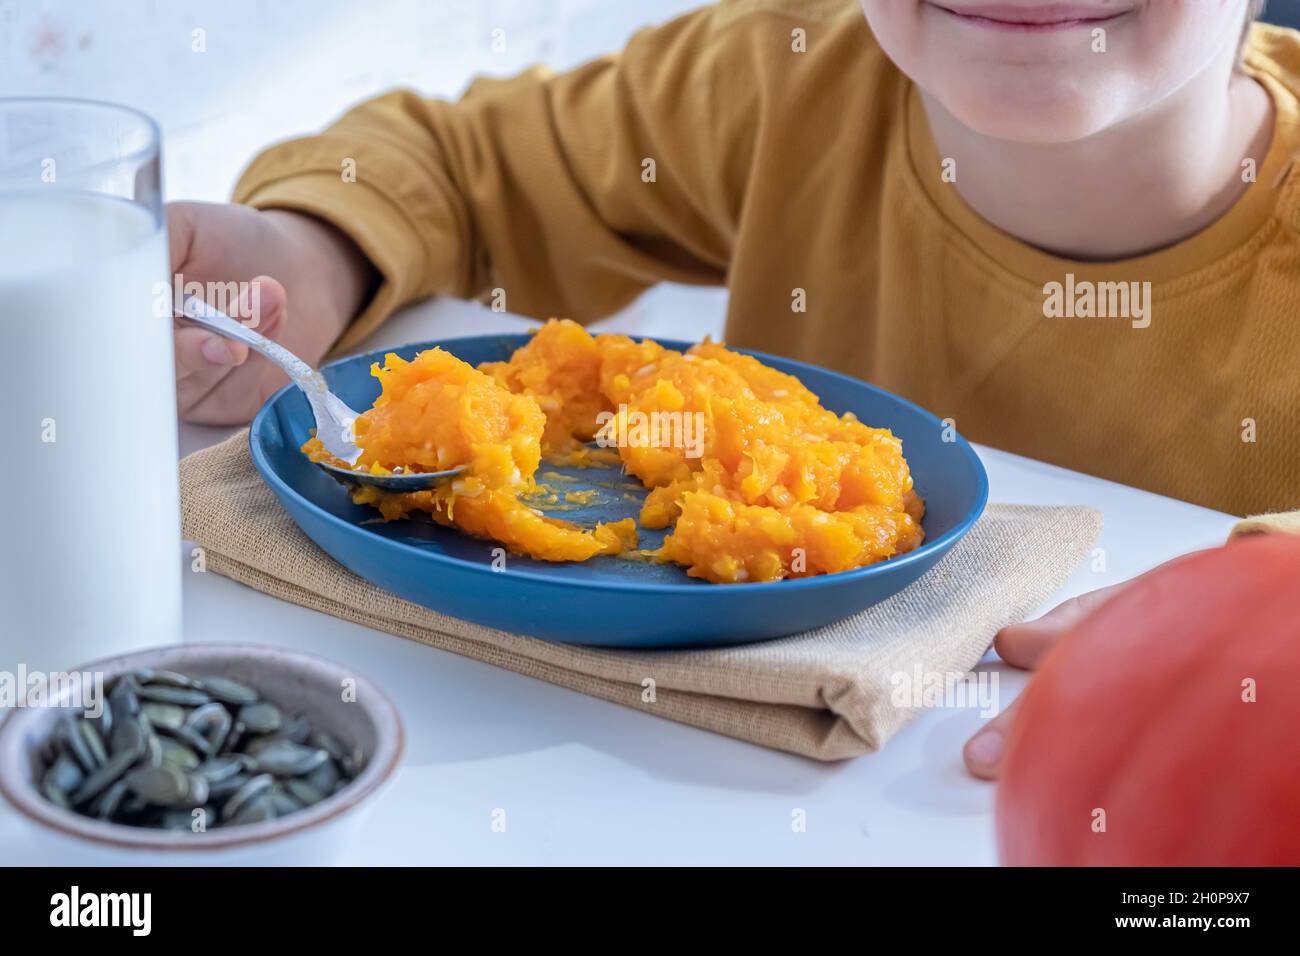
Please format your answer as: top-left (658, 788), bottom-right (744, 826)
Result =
top-left (0, 189), bottom-right (181, 681)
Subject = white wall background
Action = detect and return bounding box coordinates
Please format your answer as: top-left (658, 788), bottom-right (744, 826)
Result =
top-left (0, 0), bottom-right (706, 200)
top-left (0, 0), bottom-right (730, 340)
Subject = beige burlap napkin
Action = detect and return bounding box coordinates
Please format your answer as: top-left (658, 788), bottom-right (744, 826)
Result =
top-left (180, 431), bottom-right (1101, 761)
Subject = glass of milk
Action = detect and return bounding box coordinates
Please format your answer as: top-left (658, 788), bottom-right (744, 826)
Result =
top-left (0, 98), bottom-right (181, 685)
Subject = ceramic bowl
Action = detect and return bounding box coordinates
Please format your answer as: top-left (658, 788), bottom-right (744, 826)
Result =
top-left (0, 643), bottom-right (403, 865)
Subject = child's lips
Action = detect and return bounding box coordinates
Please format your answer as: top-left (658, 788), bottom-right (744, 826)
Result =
top-left (930, 2), bottom-right (1130, 32)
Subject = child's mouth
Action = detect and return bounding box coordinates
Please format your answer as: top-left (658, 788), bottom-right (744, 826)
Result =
top-left (929, 2), bottom-right (1129, 32)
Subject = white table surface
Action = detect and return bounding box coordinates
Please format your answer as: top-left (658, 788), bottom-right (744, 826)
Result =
top-left (0, 290), bottom-right (1238, 866)
top-left (0, 0), bottom-right (1241, 868)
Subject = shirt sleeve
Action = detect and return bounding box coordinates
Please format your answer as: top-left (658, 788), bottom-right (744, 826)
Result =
top-left (232, 3), bottom-right (764, 354)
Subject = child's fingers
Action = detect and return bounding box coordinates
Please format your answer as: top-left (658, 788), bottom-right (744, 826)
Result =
top-left (993, 582), bottom-right (1130, 670)
top-left (173, 324), bottom-right (250, 378)
top-left (180, 355), bottom-right (287, 426)
top-left (964, 697), bottom-right (1020, 781)
top-left (172, 276), bottom-right (288, 380)
top-left (964, 582), bottom-right (1132, 779)
top-left (235, 274), bottom-right (287, 334)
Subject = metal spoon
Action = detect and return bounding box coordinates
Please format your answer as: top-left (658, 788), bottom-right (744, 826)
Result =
top-left (179, 295), bottom-right (463, 492)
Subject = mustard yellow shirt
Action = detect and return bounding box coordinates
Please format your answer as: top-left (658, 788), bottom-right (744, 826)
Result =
top-left (234, 0), bottom-right (1300, 519)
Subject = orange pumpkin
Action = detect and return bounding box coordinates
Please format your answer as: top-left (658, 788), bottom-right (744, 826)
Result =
top-left (997, 532), bottom-right (1300, 866)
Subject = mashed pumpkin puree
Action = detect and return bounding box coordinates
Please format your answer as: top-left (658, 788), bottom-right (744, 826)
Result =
top-left (303, 320), bottom-right (924, 583)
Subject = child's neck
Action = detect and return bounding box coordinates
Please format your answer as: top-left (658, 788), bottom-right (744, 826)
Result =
top-left (920, 45), bottom-right (1275, 262)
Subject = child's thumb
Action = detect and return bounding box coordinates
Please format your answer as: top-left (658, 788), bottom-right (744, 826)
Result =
top-left (235, 275), bottom-right (288, 335)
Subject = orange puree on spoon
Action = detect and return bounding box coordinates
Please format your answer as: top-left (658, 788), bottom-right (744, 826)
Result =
top-left (304, 346), bottom-right (636, 562)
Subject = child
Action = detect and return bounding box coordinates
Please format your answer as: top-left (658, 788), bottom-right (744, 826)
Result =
top-left (168, 0), bottom-right (1299, 773)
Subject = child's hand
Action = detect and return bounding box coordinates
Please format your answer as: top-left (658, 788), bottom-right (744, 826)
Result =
top-left (962, 581), bottom-right (1129, 780)
top-left (168, 202), bottom-right (376, 425)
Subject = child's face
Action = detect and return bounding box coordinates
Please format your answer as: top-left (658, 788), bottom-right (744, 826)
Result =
top-left (861, 1), bottom-right (1250, 142)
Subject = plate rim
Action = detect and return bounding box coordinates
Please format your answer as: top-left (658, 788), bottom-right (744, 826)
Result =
top-left (248, 333), bottom-right (989, 596)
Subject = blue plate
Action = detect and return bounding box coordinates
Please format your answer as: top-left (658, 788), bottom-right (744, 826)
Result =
top-left (249, 334), bottom-right (988, 647)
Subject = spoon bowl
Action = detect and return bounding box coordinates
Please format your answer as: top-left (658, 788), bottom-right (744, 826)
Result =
top-left (179, 295), bottom-right (463, 492)
top-left (315, 460), bottom-right (466, 493)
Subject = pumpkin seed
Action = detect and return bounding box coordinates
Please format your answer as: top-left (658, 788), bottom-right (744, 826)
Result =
top-left (93, 780), bottom-right (129, 820)
top-left (229, 792), bottom-right (277, 825)
top-left (134, 669), bottom-right (202, 689)
top-left (70, 735), bottom-right (143, 805)
top-left (185, 702), bottom-right (232, 754)
top-left (109, 711), bottom-right (143, 755)
top-left (285, 778), bottom-right (325, 807)
top-left (157, 737), bottom-right (200, 772)
top-left (306, 757), bottom-right (341, 794)
top-left (223, 773), bottom-right (274, 821)
top-left (61, 715), bottom-right (99, 772)
top-left (161, 810), bottom-right (198, 831)
top-left (42, 779), bottom-right (71, 810)
top-left (346, 742), bottom-right (367, 777)
top-left (206, 772), bottom-right (250, 801)
top-left (137, 684), bottom-right (210, 707)
top-left (160, 723), bottom-right (213, 757)
top-left (81, 721), bottom-right (108, 767)
top-left (268, 787), bottom-right (303, 815)
top-left (44, 753), bottom-right (84, 796)
top-left (241, 734), bottom-right (280, 758)
top-left (223, 720), bottom-right (246, 754)
top-left (195, 675), bottom-right (259, 705)
top-left (140, 725), bottom-right (163, 768)
top-left (125, 765), bottom-right (191, 807)
top-left (91, 697), bottom-right (113, 740)
top-left (276, 716), bottom-right (312, 745)
top-left (251, 741), bottom-right (329, 777)
top-left (109, 678), bottom-right (140, 720)
top-left (186, 773), bottom-right (210, 807)
top-left (237, 702), bottom-right (282, 735)
top-left (195, 756), bottom-right (242, 784)
top-left (309, 730), bottom-right (348, 761)
top-left (140, 702), bottom-right (185, 732)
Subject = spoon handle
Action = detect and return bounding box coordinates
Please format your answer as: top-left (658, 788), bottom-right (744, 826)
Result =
top-left (179, 294), bottom-right (362, 464)
top-left (180, 294), bottom-right (319, 391)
